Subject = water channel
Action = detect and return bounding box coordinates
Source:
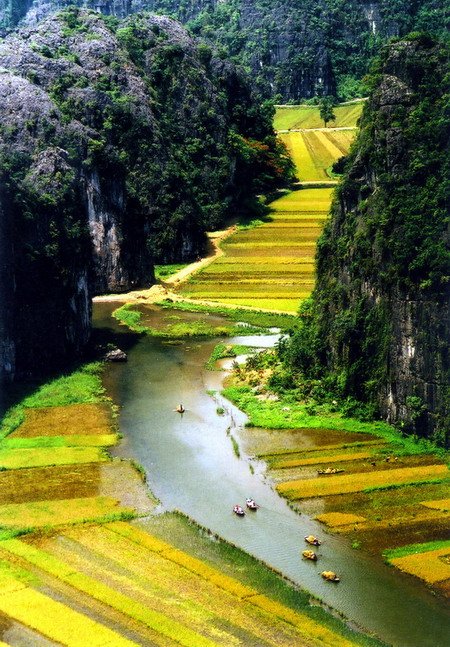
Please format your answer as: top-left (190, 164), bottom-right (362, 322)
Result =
top-left (94, 303), bottom-right (450, 647)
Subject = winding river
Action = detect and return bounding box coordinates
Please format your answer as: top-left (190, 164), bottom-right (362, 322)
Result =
top-left (95, 303), bottom-right (450, 647)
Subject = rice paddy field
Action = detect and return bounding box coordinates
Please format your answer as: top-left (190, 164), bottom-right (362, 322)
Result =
top-left (0, 515), bottom-right (379, 646)
top-left (179, 188), bottom-right (334, 312)
top-left (245, 422), bottom-right (450, 596)
top-left (178, 102), bottom-right (360, 313)
top-left (274, 100), bottom-right (365, 131)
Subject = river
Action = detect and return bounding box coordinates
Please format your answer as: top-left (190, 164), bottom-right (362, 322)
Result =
top-left (94, 303), bottom-right (450, 647)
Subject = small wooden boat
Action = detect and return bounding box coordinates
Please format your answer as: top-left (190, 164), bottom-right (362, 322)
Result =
top-left (321, 571), bottom-right (340, 582)
top-left (233, 505), bottom-right (245, 516)
top-left (302, 550), bottom-right (318, 561)
top-left (175, 404), bottom-right (185, 413)
top-left (304, 535), bottom-right (321, 546)
top-left (317, 467), bottom-right (344, 475)
top-left (246, 498), bottom-right (259, 510)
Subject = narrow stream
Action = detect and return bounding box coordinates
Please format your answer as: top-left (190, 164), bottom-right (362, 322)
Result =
top-left (95, 303), bottom-right (450, 647)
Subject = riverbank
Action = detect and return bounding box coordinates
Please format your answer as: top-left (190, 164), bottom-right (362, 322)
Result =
top-left (0, 334), bottom-right (386, 646)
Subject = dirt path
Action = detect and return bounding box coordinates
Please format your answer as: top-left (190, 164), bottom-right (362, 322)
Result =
top-left (93, 224), bottom-right (237, 306)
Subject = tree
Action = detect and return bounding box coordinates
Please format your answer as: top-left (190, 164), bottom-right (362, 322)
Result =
top-left (319, 97), bottom-right (336, 127)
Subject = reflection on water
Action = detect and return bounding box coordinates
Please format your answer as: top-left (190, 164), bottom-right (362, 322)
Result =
top-left (94, 303), bottom-right (450, 647)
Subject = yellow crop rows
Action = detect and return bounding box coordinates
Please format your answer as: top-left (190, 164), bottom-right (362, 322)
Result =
top-left (180, 187), bottom-right (334, 312)
top-left (14, 403), bottom-right (112, 437)
top-left (274, 101), bottom-right (364, 130)
top-left (0, 446), bottom-right (106, 469)
top-left (0, 523), bottom-right (364, 647)
top-left (0, 568), bottom-right (137, 647)
top-left (0, 496), bottom-right (132, 530)
top-left (270, 450), bottom-right (374, 469)
top-left (277, 464), bottom-right (449, 499)
top-left (315, 512), bottom-right (367, 528)
top-left (390, 548), bottom-right (450, 584)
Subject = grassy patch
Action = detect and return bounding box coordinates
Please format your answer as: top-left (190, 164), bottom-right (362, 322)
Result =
top-left (274, 101), bottom-right (364, 130)
top-left (157, 299), bottom-right (299, 330)
top-left (1, 434), bottom-right (118, 449)
top-left (222, 383), bottom-right (393, 435)
top-left (205, 343), bottom-right (255, 370)
top-left (383, 539), bottom-right (450, 560)
top-left (230, 435), bottom-right (240, 458)
top-left (154, 263), bottom-right (189, 280)
top-left (0, 363), bottom-right (106, 440)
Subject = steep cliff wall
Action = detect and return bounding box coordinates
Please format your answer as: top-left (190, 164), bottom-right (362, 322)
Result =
top-left (0, 8), bottom-right (290, 379)
top-left (2, 1), bottom-right (448, 100)
top-left (286, 36), bottom-right (449, 443)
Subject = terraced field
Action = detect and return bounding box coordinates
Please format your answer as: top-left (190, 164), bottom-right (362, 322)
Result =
top-left (178, 102), bottom-right (360, 313)
top-left (180, 188), bottom-right (333, 312)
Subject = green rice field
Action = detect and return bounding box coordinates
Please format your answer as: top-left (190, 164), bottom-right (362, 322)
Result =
top-left (274, 100), bottom-right (365, 131)
top-left (280, 130), bottom-right (355, 182)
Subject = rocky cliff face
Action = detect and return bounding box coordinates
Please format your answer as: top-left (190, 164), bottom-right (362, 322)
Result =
top-left (309, 36), bottom-right (450, 443)
top-left (2, 1), bottom-right (447, 100)
top-left (0, 8), bottom-right (289, 380)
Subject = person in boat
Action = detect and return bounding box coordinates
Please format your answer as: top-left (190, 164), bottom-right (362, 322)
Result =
top-left (175, 404), bottom-right (185, 413)
top-left (304, 535), bottom-right (321, 546)
top-left (321, 570), bottom-right (340, 582)
top-left (246, 498), bottom-right (258, 508)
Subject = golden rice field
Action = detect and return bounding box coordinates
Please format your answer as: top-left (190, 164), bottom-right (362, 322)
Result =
top-left (0, 521), bottom-right (365, 647)
top-left (277, 464), bottom-right (449, 499)
top-left (389, 546), bottom-right (450, 585)
top-left (0, 496), bottom-right (132, 530)
top-left (315, 512), bottom-right (367, 528)
top-left (178, 102), bottom-right (361, 313)
top-left (246, 421), bottom-right (449, 594)
top-left (180, 188), bottom-right (334, 312)
top-left (420, 498), bottom-right (450, 511)
top-left (274, 100), bottom-right (364, 131)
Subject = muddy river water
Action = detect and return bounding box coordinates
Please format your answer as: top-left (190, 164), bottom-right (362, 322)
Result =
top-left (94, 303), bottom-right (450, 647)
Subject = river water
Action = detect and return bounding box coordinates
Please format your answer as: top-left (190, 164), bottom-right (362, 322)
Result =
top-left (94, 303), bottom-right (450, 647)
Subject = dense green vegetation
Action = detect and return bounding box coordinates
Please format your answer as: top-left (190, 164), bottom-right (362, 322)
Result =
top-left (3, 2), bottom-right (448, 101)
top-left (278, 36), bottom-right (450, 445)
top-left (148, 0), bottom-right (449, 100)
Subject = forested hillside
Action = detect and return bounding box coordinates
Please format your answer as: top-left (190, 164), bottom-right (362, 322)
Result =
top-left (0, 7), bottom-right (291, 380)
top-left (281, 35), bottom-right (450, 443)
top-left (1, 1), bottom-right (448, 99)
